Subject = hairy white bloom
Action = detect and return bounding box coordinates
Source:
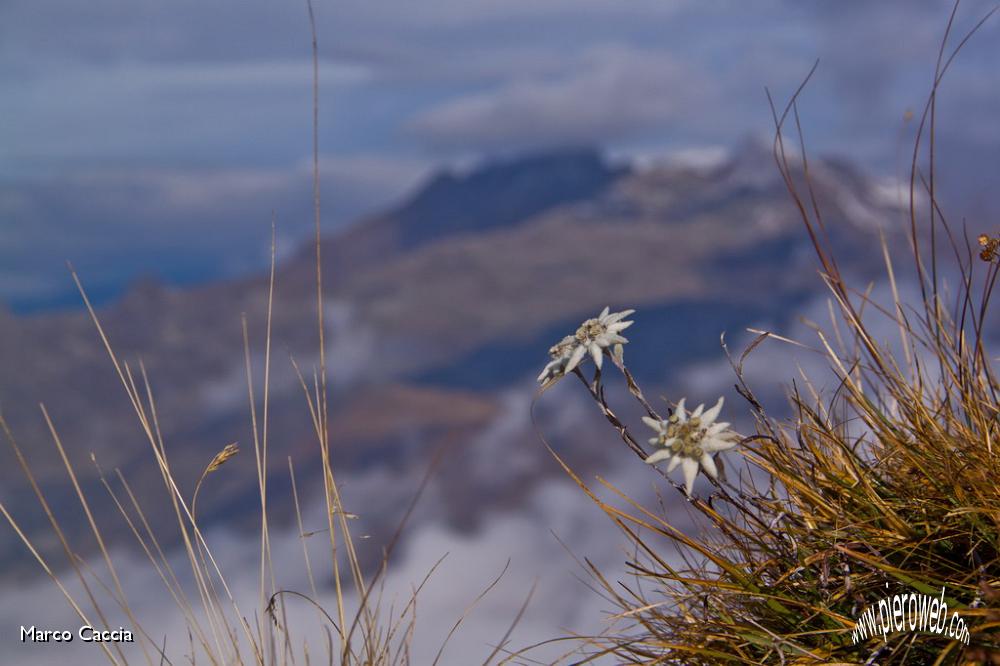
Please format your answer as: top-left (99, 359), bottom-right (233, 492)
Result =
top-left (537, 307), bottom-right (634, 387)
top-left (642, 396), bottom-right (738, 496)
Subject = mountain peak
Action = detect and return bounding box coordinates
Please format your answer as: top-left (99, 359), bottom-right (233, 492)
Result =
top-left (709, 135), bottom-right (777, 188)
top-left (393, 147), bottom-right (626, 248)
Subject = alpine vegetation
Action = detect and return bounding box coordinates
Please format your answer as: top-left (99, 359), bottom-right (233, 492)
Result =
top-left (532, 16), bottom-right (1000, 663)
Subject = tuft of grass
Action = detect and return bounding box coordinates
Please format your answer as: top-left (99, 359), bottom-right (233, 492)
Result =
top-left (537, 5), bottom-right (1000, 665)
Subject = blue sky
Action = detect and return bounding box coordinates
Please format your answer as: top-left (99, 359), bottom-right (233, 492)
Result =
top-left (3, 0), bottom-right (1000, 311)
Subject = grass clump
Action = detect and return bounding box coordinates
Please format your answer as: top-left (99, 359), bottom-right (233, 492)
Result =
top-left (533, 10), bottom-right (1000, 666)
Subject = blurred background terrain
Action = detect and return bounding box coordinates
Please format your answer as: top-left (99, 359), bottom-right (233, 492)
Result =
top-left (3, 0), bottom-right (1000, 662)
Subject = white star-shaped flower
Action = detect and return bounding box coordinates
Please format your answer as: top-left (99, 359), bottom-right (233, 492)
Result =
top-left (642, 396), bottom-right (738, 496)
top-left (537, 307), bottom-right (634, 387)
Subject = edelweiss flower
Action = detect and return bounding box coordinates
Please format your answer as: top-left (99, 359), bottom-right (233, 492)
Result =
top-left (537, 307), bottom-right (634, 387)
top-left (642, 397), bottom-right (737, 496)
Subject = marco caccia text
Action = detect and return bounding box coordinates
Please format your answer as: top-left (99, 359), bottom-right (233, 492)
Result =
top-left (20, 625), bottom-right (134, 643)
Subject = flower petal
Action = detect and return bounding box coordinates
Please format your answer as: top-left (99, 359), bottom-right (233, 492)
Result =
top-left (604, 309), bottom-right (635, 323)
top-left (675, 398), bottom-right (687, 422)
top-left (644, 449), bottom-right (672, 465)
top-left (667, 454), bottom-right (682, 473)
top-left (599, 306), bottom-right (610, 319)
top-left (565, 345), bottom-right (586, 374)
top-left (700, 453), bottom-right (718, 479)
top-left (691, 403), bottom-right (705, 418)
top-left (706, 422), bottom-right (730, 436)
top-left (537, 359), bottom-right (560, 383)
top-left (682, 457), bottom-right (699, 496)
top-left (642, 416), bottom-right (663, 431)
top-left (702, 435), bottom-right (738, 453)
top-left (701, 397), bottom-right (724, 427)
top-left (589, 342), bottom-right (603, 368)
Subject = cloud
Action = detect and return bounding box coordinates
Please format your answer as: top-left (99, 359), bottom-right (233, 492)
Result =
top-left (0, 0), bottom-right (689, 70)
top-left (362, 480), bottom-right (631, 664)
top-left (0, 480), bottom-right (633, 665)
top-left (407, 46), bottom-right (714, 153)
top-left (4, 0), bottom-right (999, 171)
top-left (0, 155), bottom-right (428, 310)
top-left (0, 59), bottom-right (370, 177)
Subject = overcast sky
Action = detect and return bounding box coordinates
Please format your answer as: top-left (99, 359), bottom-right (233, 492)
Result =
top-left (3, 0), bottom-right (1000, 310)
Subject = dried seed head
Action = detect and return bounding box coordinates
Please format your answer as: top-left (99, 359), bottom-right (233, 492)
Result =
top-left (206, 443), bottom-right (239, 473)
top-left (977, 233), bottom-right (999, 262)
